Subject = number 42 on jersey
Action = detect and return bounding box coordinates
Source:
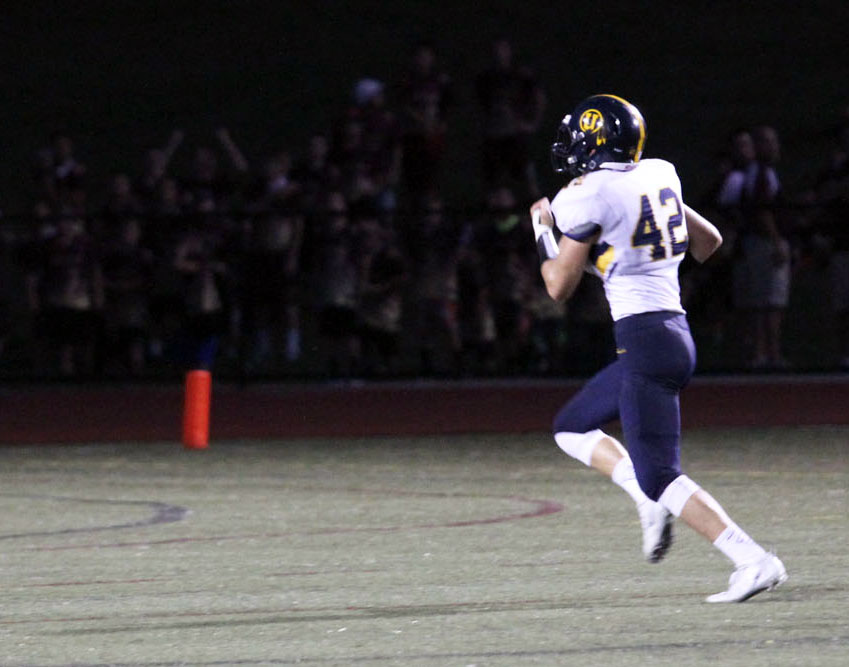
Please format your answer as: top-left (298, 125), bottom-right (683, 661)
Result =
top-left (632, 187), bottom-right (689, 260)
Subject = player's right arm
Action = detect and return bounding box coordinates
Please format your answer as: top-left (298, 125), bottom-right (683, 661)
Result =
top-left (684, 204), bottom-right (723, 263)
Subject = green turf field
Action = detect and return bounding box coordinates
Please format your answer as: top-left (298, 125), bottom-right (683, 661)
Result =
top-left (1, 427), bottom-right (847, 666)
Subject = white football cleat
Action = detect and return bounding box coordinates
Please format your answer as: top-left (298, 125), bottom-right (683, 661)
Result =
top-left (639, 501), bottom-right (674, 563)
top-left (706, 553), bottom-right (788, 603)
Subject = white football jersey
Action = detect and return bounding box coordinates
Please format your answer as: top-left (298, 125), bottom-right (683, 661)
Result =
top-left (550, 158), bottom-right (689, 321)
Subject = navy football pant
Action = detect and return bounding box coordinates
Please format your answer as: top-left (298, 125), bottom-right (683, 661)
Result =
top-left (552, 311), bottom-right (696, 501)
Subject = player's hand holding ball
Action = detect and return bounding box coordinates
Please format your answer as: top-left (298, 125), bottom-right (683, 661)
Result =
top-left (531, 197), bottom-right (559, 263)
top-left (530, 197), bottom-right (554, 229)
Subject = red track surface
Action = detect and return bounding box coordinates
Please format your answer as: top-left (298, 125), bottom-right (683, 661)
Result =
top-left (1, 376), bottom-right (847, 444)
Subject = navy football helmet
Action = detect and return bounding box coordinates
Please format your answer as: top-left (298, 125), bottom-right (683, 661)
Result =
top-left (550, 94), bottom-right (646, 177)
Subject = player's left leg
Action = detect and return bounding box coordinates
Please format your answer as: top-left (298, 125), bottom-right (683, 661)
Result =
top-left (614, 311), bottom-right (703, 563)
top-left (552, 359), bottom-right (671, 562)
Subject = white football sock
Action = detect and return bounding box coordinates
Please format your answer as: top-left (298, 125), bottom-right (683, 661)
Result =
top-left (611, 457), bottom-right (650, 506)
top-left (713, 524), bottom-right (768, 568)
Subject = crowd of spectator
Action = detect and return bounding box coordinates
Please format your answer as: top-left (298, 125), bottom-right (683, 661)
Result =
top-left (3, 38), bottom-right (563, 381)
top-left (1, 38), bottom-right (848, 380)
top-left (686, 108), bottom-right (849, 371)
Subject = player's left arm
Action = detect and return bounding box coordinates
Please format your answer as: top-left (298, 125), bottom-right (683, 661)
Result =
top-left (684, 204), bottom-right (723, 263)
top-left (542, 236), bottom-right (594, 302)
top-left (530, 198), bottom-right (593, 302)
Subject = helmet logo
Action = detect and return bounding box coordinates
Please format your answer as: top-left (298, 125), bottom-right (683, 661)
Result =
top-left (579, 109), bottom-right (604, 134)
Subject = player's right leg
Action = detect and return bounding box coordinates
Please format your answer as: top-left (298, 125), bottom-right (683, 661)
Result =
top-left (551, 360), bottom-right (672, 562)
top-left (612, 312), bottom-right (786, 601)
top-left (658, 477), bottom-right (787, 602)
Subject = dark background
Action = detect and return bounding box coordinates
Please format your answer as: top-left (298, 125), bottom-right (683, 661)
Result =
top-left (1, 1), bottom-right (847, 212)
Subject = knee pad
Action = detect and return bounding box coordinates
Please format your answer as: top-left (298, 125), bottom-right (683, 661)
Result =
top-left (553, 429), bottom-right (604, 467)
top-left (658, 474), bottom-right (701, 517)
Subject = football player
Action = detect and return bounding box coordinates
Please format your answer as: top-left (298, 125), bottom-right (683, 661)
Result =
top-left (531, 94), bottom-right (786, 603)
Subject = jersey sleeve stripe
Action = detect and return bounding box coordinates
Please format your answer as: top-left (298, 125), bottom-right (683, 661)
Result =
top-left (564, 222), bottom-right (602, 241)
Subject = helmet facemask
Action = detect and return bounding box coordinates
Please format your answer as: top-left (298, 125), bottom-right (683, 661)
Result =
top-left (550, 115), bottom-right (589, 177)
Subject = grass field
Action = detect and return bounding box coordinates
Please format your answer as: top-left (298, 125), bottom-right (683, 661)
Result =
top-left (1, 427), bottom-right (847, 666)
